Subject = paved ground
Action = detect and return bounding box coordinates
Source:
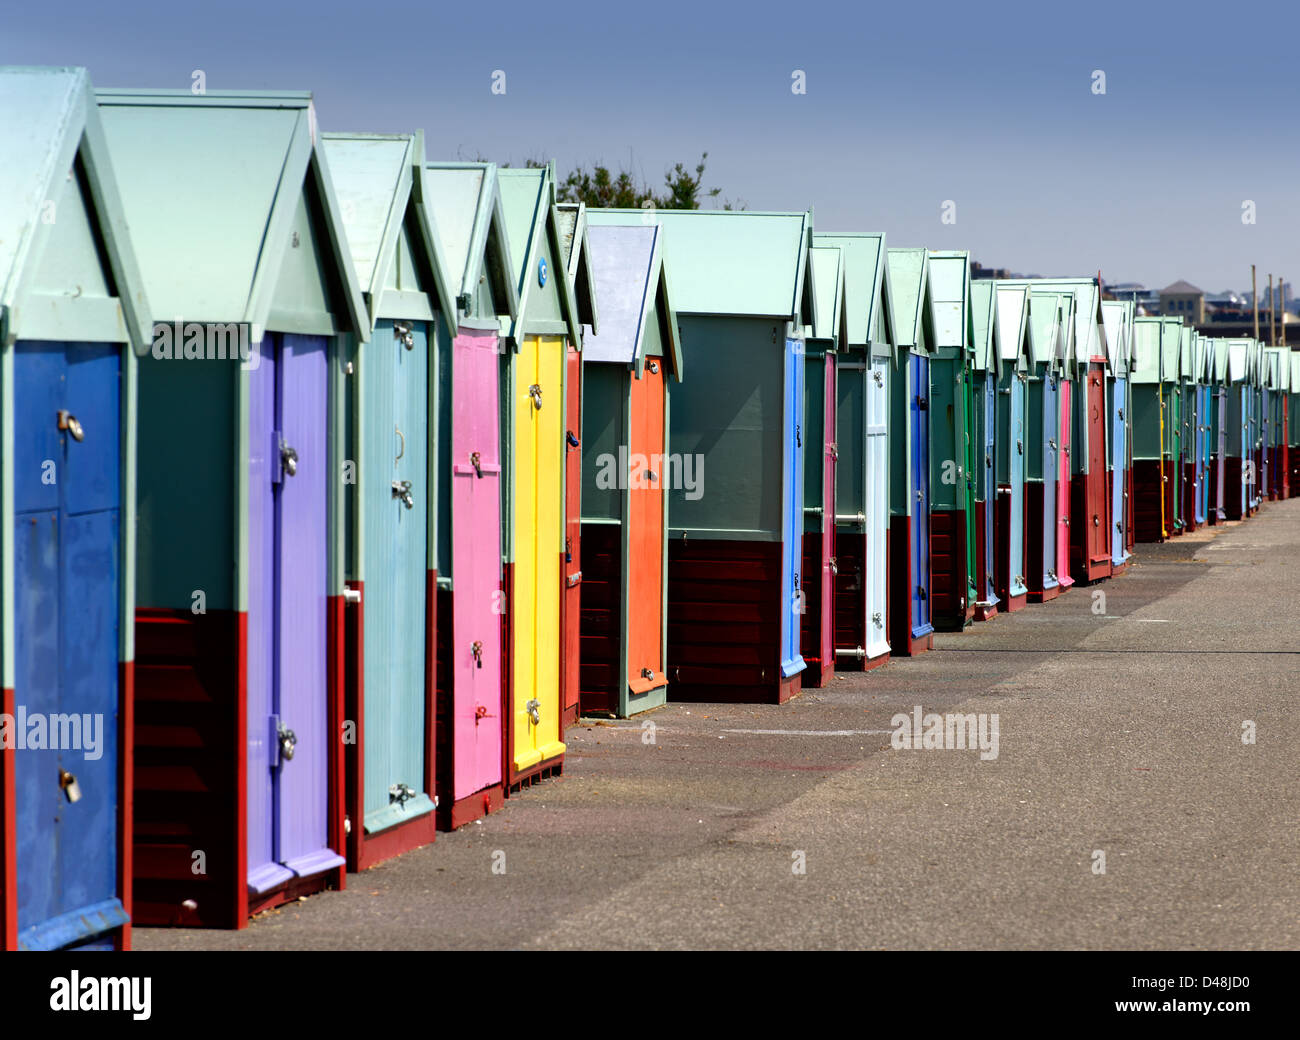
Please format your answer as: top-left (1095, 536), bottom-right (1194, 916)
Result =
top-left (138, 501), bottom-right (1300, 950)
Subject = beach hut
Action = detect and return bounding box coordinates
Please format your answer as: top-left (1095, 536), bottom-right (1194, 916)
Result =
top-left (1177, 325), bottom-right (1199, 532)
top-left (576, 217), bottom-right (682, 717)
top-left (798, 245), bottom-right (843, 687)
top-left (1222, 338), bottom-right (1252, 520)
top-left (1208, 338), bottom-right (1229, 524)
top-left (0, 67), bottom-right (152, 950)
top-left (556, 201), bottom-right (598, 728)
top-left (99, 88), bottom-right (368, 927)
top-left (969, 281), bottom-right (1000, 620)
top-left (1264, 346), bottom-right (1287, 501)
top-left (1031, 280), bottom-right (1111, 584)
top-left (925, 251), bottom-right (977, 631)
top-left (589, 209), bottom-right (813, 702)
top-left (1246, 340), bottom-right (1263, 514)
top-left (1023, 291), bottom-right (1065, 598)
top-left (886, 248), bottom-right (935, 654)
top-left (814, 233), bottom-right (894, 671)
top-left (1130, 317), bottom-right (1168, 540)
top-left (1101, 299), bottom-right (1134, 572)
top-left (322, 132), bottom-right (457, 868)
top-left (992, 282), bottom-right (1031, 613)
top-left (1194, 334), bottom-right (1214, 526)
top-left (497, 166), bottom-right (589, 785)
top-left (424, 161), bottom-right (517, 827)
top-left (1289, 353), bottom-right (1300, 496)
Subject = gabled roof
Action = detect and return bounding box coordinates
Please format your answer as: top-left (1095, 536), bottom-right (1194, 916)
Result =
top-left (812, 231), bottom-right (894, 353)
top-left (556, 201), bottom-right (598, 334)
top-left (1213, 339), bottom-right (1229, 383)
top-left (1, 66), bottom-right (151, 350)
top-left (1290, 351), bottom-right (1300, 393)
top-left (807, 244), bottom-right (843, 343)
top-left (970, 279), bottom-right (997, 371)
top-left (1225, 338), bottom-right (1250, 383)
top-left (1266, 346), bottom-right (1288, 391)
top-left (1100, 299), bottom-right (1133, 377)
top-left (498, 165), bottom-right (583, 346)
top-left (992, 283), bottom-right (1031, 367)
top-left (1131, 317), bottom-right (1164, 383)
top-left (885, 247), bottom-right (930, 351)
top-left (1159, 317), bottom-right (1182, 381)
top-left (1026, 290), bottom-right (1065, 370)
top-left (582, 220), bottom-right (682, 380)
top-left (926, 249), bottom-right (970, 352)
top-left (1160, 279), bottom-right (1202, 295)
top-left (423, 160), bottom-right (518, 324)
top-left (322, 131), bottom-right (456, 333)
top-left (1179, 325), bottom-right (1195, 383)
top-left (96, 88), bottom-right (368, 341)
top-left (588, 208), bottom-right (811, 323)
top-left (1030, 278), bottom-right (1108, 367)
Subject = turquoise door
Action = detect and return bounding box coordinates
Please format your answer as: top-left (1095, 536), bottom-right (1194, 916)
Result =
top-left (909, 354), bottom-right (932, 637)
top-left (13, 341), bottom-right (127, 950)
top-left (780, 335), bottom-right (806, 678)
top-left (1110, 377), bottom-right (1128, 566)
top-left (362, 320), bottom-right (433, 832)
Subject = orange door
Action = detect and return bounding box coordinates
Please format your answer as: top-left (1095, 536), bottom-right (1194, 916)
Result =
top-left (628, 362), bottom-right (666, 693)
top-left (562, 344), bottom-right (582, 728)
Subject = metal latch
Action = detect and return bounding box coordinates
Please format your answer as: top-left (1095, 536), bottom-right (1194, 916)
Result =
top-left (525, 699), bottom-right (541, 726)
top-left (472, 640), bottom-right (483, 668)
top-left (57, 409), bottom-right (85, 442)
top-left (471, 450), bottom-right (483, 478)
top-left (277, 721), bottom-right (297, 763)
top-left (872, 612), bottom-right (883, 627)
top-left (394, 321), bottom-right (414, 349)
top-left (389, 782), bottom-right (417, 807)
top-left (280, 439), bottom-right (299, 477)
top-left (59, 769), bottom-right (82, 804)
top-left (529, 384), bottom-right (543, 409)
top-left (392, 480), bottom-right (414, 509)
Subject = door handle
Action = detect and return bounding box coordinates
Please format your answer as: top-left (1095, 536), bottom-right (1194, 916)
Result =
top-left (57, 410), bottom-right (84, 442)
top-left (529, 384), bottom-right (543, 409)
top-left (395, 425), bottom-right (405, 461)
top-left (525, 699), bottom-right (541, 726)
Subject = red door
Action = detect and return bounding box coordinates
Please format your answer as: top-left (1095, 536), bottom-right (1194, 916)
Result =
top-left (1086, 369), bottom-right (1110, 572)
top-left (628, 362), bottom-right (666, 693)
top-left (561, 344), bottom-right (582, 728)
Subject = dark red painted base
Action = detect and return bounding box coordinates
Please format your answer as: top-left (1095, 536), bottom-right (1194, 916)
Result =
top-left (507, 757), bottom-right (564, 796)
top-left (1182, 462), bottom-right (1198, 532)
top-left (929, 508), bottom-right (971, 633)
top-left (247, 868), bottom-right (344, 920)
top-left (993, 485), bottom-right (1022, 610)
top-left (973, 602), bottom-right (998, 622)
top-left (888, 514), bottom-right (931, 657)
top-left (1, 683), bottom-right (14, 949)
top-left (1002, 592), bottom-right (1027, 613)
top-left (1133, 460), bottom-right (1167, 541)
top-left (1224, 458), bottom-right (1245, 521)
top-left (440, 784), bottom-right (505, 829)
top-left (1024, 482), bottom-right (1053, 598)
top-left (832, 531), bottom-right (867, 672)
top-left (799, 532), bottom-right (833, 689)
top-left (666, 537), bottom-right (804, 703)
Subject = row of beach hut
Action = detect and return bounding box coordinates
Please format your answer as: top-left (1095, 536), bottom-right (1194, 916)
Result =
top-left (1, 68), bottom-right (1293, 949)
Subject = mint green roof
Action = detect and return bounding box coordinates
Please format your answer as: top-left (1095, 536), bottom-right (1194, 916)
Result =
top-left (97, 89), bottom-right (367, 341)
top-left (498, 165), bottom-right (582, 345)
top-left (322, 131), bottom-right (456, 333)
top-left (1027, 278), bottom-right (1108, 368)
top-left (811, 232), bottom-right (892, 350)
top-left (1158, 317), bottom-right (1181, 381)
top-left (1179, 325), bottom-right (1195, 383)
top-left (1226, 339), bottom-right (1250, 383)
top-left (1213, 339), bottom-right (1229, 383)
top-left (1, 66), bottom-right (151, 350)
top-left (1131, 317), bottom-right (1164, 383)
top-left (885, 247), bottom-right (929, 350)
top-left (926, 250), bottom-right (970, 352)
top-left (1290, 351), bottom-right (1300, 392)
top-left (556, 201), bottom-right (598, 333)
top-left (1026, 290), bottom-right (1065, 370)
top-left (993, 283), bottom-right (1031, 367)
top-left (1100, 299), bottom-right (1133, 377)
top-left (970, 279), bottom-right (997, 371)
top-left (808, 244), bottom-right (843, 343)
top-left (589, 208), bottom-right (811, 322)
top-left (423, 161), bottom-right (518, 323)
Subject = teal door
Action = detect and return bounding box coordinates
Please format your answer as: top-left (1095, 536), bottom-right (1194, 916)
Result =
top-left (362, 320), bottom-right (433, 832)
top-left (781, 335), bottom-right (807, 678)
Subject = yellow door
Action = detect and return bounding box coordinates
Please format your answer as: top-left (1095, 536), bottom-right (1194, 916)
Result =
top-left (512, 336), bottom-right (566, 772)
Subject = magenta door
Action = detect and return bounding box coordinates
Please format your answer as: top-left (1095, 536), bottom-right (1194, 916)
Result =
top-left (450, 326), bottom-right (503, 799)
top-left (820, 355), bottom-right (836, 671)
top-left (1057, 378), bottom-right (1074, 588)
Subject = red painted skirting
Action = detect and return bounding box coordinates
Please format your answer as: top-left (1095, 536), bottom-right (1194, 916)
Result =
top-left (117, 660), bottom-right (134, 950)
top-left (799, 531), bottom-right (832, 688)
top-left (1133, 460), bottom-right (1167, 542)
top-left (666, 538), bottom-right (803, 703)
top-left (1, 684), bottom-right (15, 950)
top-left (888, 515), bottom-right (931, 656)
top-left (928, 508), bottom-right (969, 632)
top-left (1025, 482), bottom-right (1059, 601)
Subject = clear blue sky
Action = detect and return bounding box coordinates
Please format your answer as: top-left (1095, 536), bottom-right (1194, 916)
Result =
top-left (7, 0), bottom-right (1298, 292)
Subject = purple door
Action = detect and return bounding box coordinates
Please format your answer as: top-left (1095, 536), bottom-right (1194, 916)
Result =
top-left (451, 327), bottom-right (503, 799)
top-left (248, 333), bottom-right (343, 894)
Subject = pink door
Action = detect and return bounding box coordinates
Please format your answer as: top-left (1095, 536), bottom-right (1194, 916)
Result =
top-left (451, 327), bottom-right (503, 798)
top-left (820, 357), bottom-right (837, 672)
top-left (1057, 378), bottom-right (1074, 588)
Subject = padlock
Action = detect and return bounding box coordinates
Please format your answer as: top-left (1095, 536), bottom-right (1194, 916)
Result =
top-left (59, 769), bottom-right (81, 804)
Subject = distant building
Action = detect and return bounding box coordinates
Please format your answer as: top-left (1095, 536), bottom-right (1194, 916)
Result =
top-left (1108, 283), bottom-right (1160, 313)
top-left (1159, 280), bottom-right (1205, 323)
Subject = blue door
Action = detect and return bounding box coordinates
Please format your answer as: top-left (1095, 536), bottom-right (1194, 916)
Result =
top-left (909, 354), bottom-right (932, 637)
top-left (1042, 373), bottom-right (1059, 590)
top-left (1194, 386), bottom-right (1206, 525)
top-left (1110, 377), bottom-right (1129, 567)
top-left (13, 341), bottom-right (127, 950)
top-left (780, 335), bottom-right (806, 678)
top-left (982, 373), bottom-right (998, 607)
